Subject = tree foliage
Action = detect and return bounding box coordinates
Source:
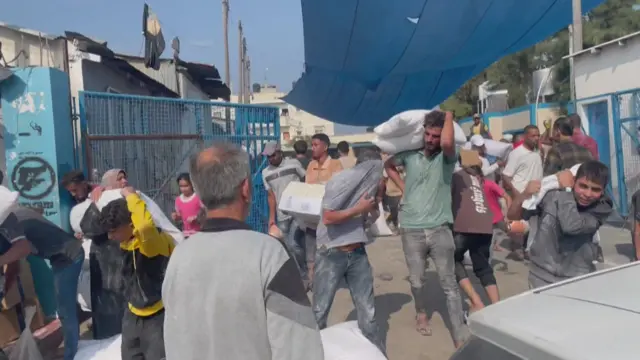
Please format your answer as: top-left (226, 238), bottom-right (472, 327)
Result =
top-left (442, 0), bottom-right (640, 117)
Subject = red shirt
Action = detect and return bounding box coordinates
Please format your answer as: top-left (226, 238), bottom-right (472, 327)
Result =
top-left (572, 131), bottom-right (599, 160)
top-left (483, 180), bottom-right (505, 224)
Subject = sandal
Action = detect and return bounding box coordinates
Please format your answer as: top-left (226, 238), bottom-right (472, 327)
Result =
top-left (416, 316), bottom-right (432, 336)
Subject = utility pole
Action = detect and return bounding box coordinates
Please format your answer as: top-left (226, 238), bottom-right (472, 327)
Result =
top-left (222, 0), bottom-right (232, 131)
top-left (238, 21), bottom-right (245, 104)
top-left (242, 38), bottom-right (249, 104)
top-left (569, 0), bottom-right (582, 101)
top-left (245, 54), bottom-right (251, 104)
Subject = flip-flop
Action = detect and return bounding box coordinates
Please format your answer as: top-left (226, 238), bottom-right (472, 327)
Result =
top-left (416, 316), bottom-right (432, 336)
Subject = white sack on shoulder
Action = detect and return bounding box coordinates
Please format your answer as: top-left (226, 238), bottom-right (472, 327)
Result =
top-left (372, 127), bottom-right (423, 155)
top-left (96, 190), bottom-right (184, 245)
top-left (374, 109), bottom-right (467, 145)
top-left (462, 139), bottom-right (513, 158)
top-left (321, 321), bottom-right (387, 360)
top-left (522, 163), bottom-right (582, 210)
top-left (0, 185), bottom-right (19, 224)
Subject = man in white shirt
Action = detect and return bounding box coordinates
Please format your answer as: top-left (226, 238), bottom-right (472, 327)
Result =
top-left (501, 125), bottom-right (543, 260)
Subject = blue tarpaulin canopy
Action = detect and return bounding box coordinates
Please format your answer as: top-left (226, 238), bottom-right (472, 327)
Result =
top-left (284, 0), bottom-right (605, 126)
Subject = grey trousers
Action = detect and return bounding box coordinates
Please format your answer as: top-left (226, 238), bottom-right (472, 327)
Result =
top-left (400, 226), bottom-right (465, 343)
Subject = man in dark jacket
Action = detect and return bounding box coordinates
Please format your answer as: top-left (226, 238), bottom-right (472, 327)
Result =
top-left (508, 160), bottom-right (613, 288)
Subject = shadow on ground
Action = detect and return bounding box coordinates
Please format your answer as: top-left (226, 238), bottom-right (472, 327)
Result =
top-left (345, 292), bottom-right (412, 349)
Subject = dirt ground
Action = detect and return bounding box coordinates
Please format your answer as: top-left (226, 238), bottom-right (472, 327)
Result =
top-left (325, 234), bottom-right (532, 360)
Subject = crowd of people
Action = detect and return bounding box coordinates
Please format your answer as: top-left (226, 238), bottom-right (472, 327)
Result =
top-left (0, 109), bottom-right (617, 360)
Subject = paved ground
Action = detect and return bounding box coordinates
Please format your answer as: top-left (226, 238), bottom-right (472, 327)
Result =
top-left (324, 224), bottom-right (634, 360)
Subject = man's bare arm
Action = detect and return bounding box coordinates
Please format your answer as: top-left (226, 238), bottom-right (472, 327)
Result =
top-left (384, 158), bottom-right (405, 192)
top-left (441, 111), bottom-right (456, 158)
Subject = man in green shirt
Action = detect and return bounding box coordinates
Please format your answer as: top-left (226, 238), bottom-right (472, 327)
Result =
top-left (385, 110), bottom-right (465, 348)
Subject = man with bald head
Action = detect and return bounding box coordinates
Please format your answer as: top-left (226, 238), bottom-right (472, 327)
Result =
top-left (162, 142), bottom-right (323, 360)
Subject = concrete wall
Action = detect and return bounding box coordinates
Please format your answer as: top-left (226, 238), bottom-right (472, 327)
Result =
top-left (574, 36), bottom-right (640, 99)
top-left (0, 24), bottom-right (67, 71)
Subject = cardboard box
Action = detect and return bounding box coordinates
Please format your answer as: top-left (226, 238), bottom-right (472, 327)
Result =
top-left (278, 182), bottom-right (325, 228)
top-left (0, 299), bottom-right (45, 347)
top-left (2, 260), bottom-right (36, 310)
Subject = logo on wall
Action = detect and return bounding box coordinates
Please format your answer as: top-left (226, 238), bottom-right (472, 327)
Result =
top-left (11, 157), bottom-right (56, 200)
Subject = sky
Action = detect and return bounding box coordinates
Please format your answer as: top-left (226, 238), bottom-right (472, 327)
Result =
top-left (4, 0), bottom-right (305, 93)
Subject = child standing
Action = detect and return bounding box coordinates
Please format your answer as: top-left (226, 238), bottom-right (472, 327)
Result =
top-left (99, 187), bottom-right (175, 359)
top-left (171, 173), bottom-right (203, 237)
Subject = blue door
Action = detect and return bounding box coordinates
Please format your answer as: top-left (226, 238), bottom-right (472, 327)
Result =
top-left (586, 101), bottom-right (611, 168)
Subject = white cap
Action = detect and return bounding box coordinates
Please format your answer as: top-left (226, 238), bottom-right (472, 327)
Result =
top-left (470, 134), bottom-right (485, 147)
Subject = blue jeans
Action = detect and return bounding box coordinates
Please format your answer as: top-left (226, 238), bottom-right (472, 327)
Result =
top-left (278, 219), bottom-right (307, 280)
top-left (312, 245), bottom-right (384, 354)
top-left (52, 249), bottom-right (84, 360)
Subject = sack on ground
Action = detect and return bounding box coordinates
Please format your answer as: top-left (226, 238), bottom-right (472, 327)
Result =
top-left (8, 307), bottom-right (43, 360)
top-left (321, 321), bottom-right (387, 360)
top-left (74, 335), bottom-right (121, 360)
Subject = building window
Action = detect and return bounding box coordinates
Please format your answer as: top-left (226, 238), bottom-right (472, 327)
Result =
top-left (283, 132), bottom-right (290, 140)
top-left (281, 108), bottom-right (289, 116)
top-left (314, 125), bottom-right (325, 134)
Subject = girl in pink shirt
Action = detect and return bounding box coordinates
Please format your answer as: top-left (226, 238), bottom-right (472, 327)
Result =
top-left (172, 173), bottom-right (203, 237)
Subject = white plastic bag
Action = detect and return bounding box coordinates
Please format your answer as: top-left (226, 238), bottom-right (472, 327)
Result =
top-left (321, 321), bottom-right (387, 360)
top-left (8, 306), bottom-right (44, 360)
top-left (96, 190), bottom-right (184, 245)
top-left (77, 239), bottom-right (92, 312)
top-left (74, 334), bottom-right (122, 360)
top-left (522, 163), bottom-right (581, 210)
top-left (369, 203), bottom-right (392, 237)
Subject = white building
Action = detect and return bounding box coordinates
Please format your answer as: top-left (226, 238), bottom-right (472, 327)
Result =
top-left (233, 84), bottom-right (336, 144)
top-left (568, 31), bottom-right (640, 214)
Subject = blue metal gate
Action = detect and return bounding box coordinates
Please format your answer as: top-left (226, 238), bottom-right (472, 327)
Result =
top-left (613, 89), bottom-right (640, 217)
top-left (78, 91), bottom-right (279, 232)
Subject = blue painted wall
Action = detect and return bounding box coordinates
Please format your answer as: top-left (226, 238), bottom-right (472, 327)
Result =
top-left (0, 67), bottom-right (75, 232)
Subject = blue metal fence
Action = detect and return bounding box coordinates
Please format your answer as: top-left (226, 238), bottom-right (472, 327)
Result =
top-left (78, 91), bottom-right (279, 233)
top-left (612, 89), bottom-right (640, 217)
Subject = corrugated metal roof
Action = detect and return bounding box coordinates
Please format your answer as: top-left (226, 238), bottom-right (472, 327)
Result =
top-left (125, 59), bottom-right (179, 93)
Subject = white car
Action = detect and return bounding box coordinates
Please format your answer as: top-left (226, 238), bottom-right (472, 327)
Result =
top-left (450, 262), bottom-right (639, 360)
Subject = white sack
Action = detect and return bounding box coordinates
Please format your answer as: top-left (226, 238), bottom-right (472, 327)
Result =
top-left (373, 109), bottom-right (467, 146)
top-left (9, 307), bottom-right (44, 360)
top-left (369, 203), bottom-right (392, 237)
top-left (70, 200), bottom-right (94, 312)
top-left (522, 163), bottom-right (581, 210)
top-left (74, 335), bottom-right (122, 360)
top-left (462, 139), bottom-right (513, 158)
top-left (96, 190), bottom-right (184, 245)
top-left (372, 127), bottom-right (423, 155)
top-left (321, 321), bottom-right (387, 360)
top-left (0, 185), bottom-right (19, 224)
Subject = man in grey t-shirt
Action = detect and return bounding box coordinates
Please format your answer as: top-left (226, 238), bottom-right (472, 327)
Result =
top-left (163, 143), bottom-right (323, 360)
top-left (261, 141), bottom-right (306, 278)
top-left (313, 149), bottom-right (385, 354)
